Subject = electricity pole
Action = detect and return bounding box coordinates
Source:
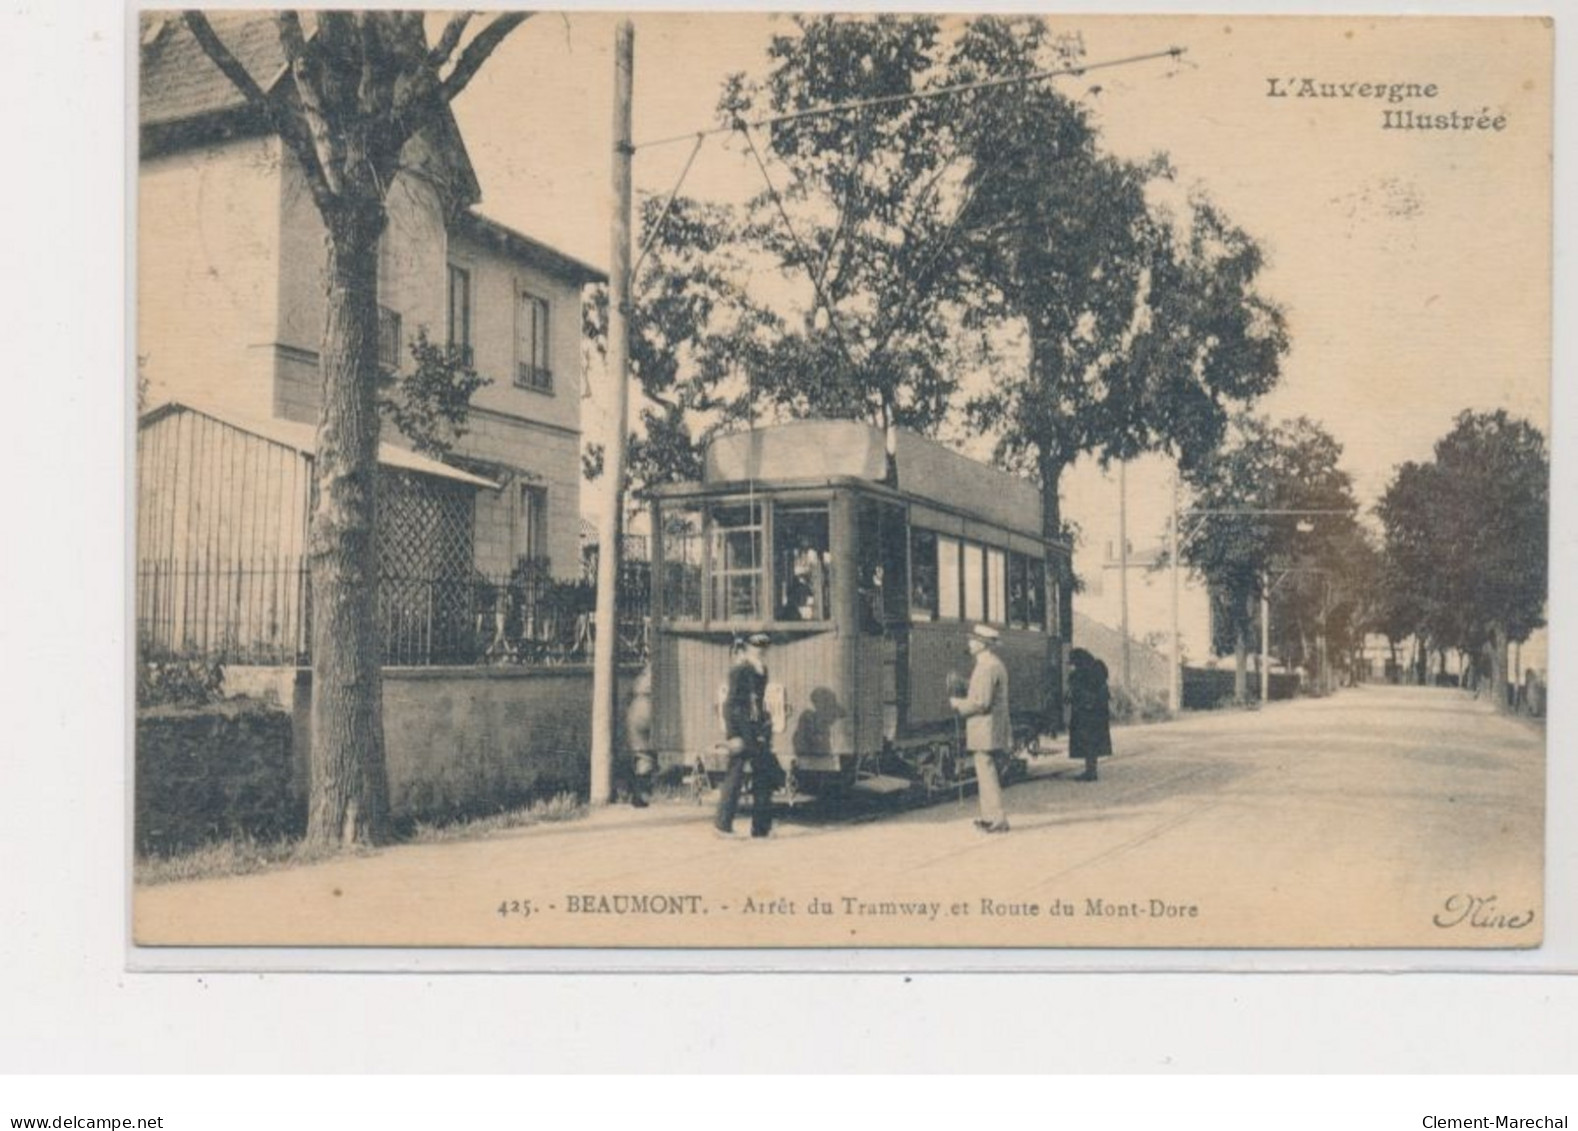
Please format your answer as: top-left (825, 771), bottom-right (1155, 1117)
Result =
top-left (1118, 460), bottom-right (1131, 692)
top-left (590, 20), bottom-right (634, 805)
top-left (1169, 471), bottom-right (1182, 714)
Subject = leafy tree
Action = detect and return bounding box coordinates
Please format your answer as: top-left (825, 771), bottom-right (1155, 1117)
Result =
top-left (187, 11), bottom-right (528, 846)
top-left (955, 16), bottom-right (1288, 538)
top-left (710, 14), bottom-right (986, 434)
top-left (1180, 415), bottom-right (1360, 700)
top-left (379, 329), bottom-right (490, 458)
top-left (583, 195), bottom-right (779, 499)
top-left (1377, 410), bottom-right (1548, 710)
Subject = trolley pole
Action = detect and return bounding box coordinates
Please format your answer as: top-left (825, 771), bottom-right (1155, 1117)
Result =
top-left (590, 20), bottom-right (635, 806)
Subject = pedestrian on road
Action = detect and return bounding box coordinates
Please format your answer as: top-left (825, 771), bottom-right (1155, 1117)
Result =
top-left (624, 664), bottom-right (655, 808)
top-left (1068, 648), bottom-right (1113, 782)
top-left (715, 632), bottom-right (779, 839)
top-left (949, 623), bottom-right (1012, 833)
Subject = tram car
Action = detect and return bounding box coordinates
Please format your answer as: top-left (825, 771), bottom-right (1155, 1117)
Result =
top-left (645, 420), bottom-right (1073, 797)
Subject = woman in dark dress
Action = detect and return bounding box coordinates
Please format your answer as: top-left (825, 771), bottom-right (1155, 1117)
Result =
top-left (1068, 648), bottom-right (1113, 782)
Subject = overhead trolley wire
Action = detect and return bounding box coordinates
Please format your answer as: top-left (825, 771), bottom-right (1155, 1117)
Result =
top-left (628, 45), bottom-right (1188, 285)
top-left (633, 46), bottom-right (1188, 151)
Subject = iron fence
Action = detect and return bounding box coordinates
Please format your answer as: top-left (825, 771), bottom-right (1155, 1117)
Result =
top-left (136, 558), bottom-right (651, 668)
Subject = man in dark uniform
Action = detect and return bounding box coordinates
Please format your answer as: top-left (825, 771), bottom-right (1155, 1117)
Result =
top-left (714, 632), bottom-right (778, 839)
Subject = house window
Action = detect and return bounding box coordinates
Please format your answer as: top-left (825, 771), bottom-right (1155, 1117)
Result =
top-left (515, 290), bottom-right (552, 392)
top-left (377, 305), bottom-right (402, 373)
top-left (447, 265), bottom-right (473, 368)
top-left (516, 484), bottom-right (548, 566)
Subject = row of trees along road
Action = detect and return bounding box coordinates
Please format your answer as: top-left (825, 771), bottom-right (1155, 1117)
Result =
top-left (191, 13), bottom-right (1290, 847)
top-left (1178, 415), bottom-right (1367, 702)
top-left (1376, 410), bottom-right (1549, 711)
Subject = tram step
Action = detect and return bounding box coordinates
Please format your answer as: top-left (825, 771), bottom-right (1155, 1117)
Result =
top-left (851, 774), bottom-right (914, 796)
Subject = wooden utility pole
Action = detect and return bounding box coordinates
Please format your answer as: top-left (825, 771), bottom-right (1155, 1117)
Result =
top-left (1169, 471), bottom-right (1182, 714)
top-left (590, 20), bottom-right (635, 805)
top-left (1118, 460), bottom-right (1131, 692)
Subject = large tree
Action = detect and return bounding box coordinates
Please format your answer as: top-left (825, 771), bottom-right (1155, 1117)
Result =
top-left (710, 14), bottom-right (987, 434)
top-left (186, 10), bottom-right (527, 846)
top-left (1180, 415), bottom-right (1361, 701)
top-left (1377, 410), bottom-right (1548, 710)
top-left (583, 195), bottom-right (781, 498)
top-left (953, 17), bottom-right (1288, 537)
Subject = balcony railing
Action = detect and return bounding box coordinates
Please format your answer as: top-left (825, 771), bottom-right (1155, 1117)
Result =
top-left (515, 362), bottom-right (553, 392)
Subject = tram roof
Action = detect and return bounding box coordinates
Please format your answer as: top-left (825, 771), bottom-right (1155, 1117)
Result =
top-left (657, 421), bottom-right (1049, 539)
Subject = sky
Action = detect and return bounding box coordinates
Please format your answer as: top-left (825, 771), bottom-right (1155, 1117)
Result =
top-left (445, 12), bottom-right (1552, 554)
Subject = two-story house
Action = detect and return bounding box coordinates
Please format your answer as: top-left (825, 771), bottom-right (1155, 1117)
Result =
top-left (135, 13), bottom-right (603, 662)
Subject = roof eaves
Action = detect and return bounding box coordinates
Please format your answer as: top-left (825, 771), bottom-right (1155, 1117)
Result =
top-left (454, 210), bottom-right (607, 287)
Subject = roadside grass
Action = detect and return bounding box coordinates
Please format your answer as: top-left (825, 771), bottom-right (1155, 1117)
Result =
top-left (134, 835), bottom-right (354, 887)
top-left (135, 792), bottom-right (590, 885)
top-left (407, 791), bottom-right (586, 844)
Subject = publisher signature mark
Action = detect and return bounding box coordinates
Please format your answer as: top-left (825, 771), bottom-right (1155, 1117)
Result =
top-left (1432, 892), bottom-right (1536, 930)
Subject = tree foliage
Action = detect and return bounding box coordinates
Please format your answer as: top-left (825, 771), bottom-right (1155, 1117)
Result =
top-left (954, 17), bottom-right (1288, 534)
top-left (379, 329), bottom-right (491, 458)
top-left (584, 194), bottom-right (780, 496)
top-left (1180, 415), bottom-right (1361, 698)
top-left (598, 14), bottom-right (1287, 549)
top-left (1377, 410), bottom-right (1548, 706)
top-left (717, 14), bottom-right (982, 433)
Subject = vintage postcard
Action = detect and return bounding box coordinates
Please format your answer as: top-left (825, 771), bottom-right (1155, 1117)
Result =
top-left (131, 11), bottom-right (1552, 951)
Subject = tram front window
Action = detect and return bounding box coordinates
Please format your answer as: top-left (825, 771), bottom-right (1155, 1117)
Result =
top-left (709, 501), bottom-right (764, 621)
top-left (773, 505), bottom-right (830, 622)
top-left (660, 503), bottom-right (704, 621)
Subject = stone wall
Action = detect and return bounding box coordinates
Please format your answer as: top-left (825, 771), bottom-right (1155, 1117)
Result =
top-left (225, 665), bottom-right (638, 825)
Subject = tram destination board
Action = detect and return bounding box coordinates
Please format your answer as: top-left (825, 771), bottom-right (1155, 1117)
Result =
top-left (131, 12), bottom-right (1555, 955)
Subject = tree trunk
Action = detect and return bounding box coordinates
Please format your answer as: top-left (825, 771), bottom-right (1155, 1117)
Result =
top-left (306, 202), bottom-right (392, 847)
top-left (1486, 624), bottom-right (1510, 714)
top-left (1233, 617), bottom-right (1249, 703)
top-left (1037, 450), bottom-right (1066, 543)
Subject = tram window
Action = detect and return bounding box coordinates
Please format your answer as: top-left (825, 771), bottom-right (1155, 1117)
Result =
top-left (909, 528), bottom-right (938, 621)
top-left (709, 501), bottom-right (764, 621)
top-left (854, 500), bottom-right (909, 633)
top-left (1026, 556), bottom-right (1047, 632)
top-left (962, 542), bottom-right (985, 622)
top-left (1008, 553), bottom-right (1029, 628)
top-left (937, 535), bottom-right (961, 620)
top-left (659, 504), bottom-right (704, 621)
top-left (1046, 567), bottom-right (1062, 637)
top-left (986, 547), bottom-right (1007, 625)
top-left (773, 505), bottom-right (830, 622)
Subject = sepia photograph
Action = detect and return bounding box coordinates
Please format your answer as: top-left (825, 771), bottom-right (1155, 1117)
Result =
top-left (129, 10), bottom-right (1552, 951)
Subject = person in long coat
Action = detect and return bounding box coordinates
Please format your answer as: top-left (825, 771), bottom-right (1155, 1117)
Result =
top-left (949, 624), bottom-right (1012, 832)
top-left (1068, 648), bottom-right (1113, 782)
